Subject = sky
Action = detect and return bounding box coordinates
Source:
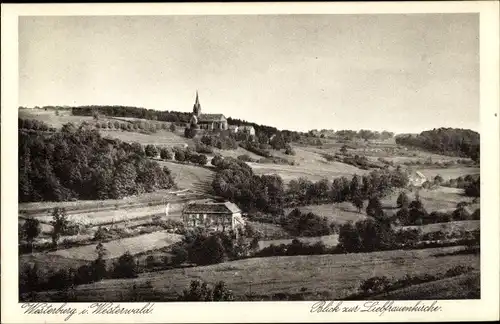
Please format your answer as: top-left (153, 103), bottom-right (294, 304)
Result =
top-left (19, 14), bottom-right (479, 134)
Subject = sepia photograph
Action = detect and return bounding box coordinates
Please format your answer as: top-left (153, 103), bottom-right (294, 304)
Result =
top-left (2, 2), bottom-right (499, 323)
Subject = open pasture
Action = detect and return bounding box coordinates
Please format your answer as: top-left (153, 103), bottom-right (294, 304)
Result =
top-left (155, 161), bottom-right (215, 194)
top-left (371, 271), bottom-right (480, 300)
top-left (258, 234), bottom-right (339, 250)
top-left (101, 129), bottom-right (190, 147)
top-left (416, 167), bottom-right (480, 181)
top-left (248, 159), bottom-right (367, 184)
top-left (49, 231), bottom-right (183, 261)
top-left (19, 108), bottom-right (101, 128)
top-left (36, 246), bottom-right (479, 301)
top-left (285, 203), bottom-right (368, 224)
top-left (403, 220), bottom-right (480, 234)
top-left (381, 186), bottom-right (477, 213)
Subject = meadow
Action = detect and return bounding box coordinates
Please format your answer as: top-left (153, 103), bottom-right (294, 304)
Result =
top-left (285, 202), bottom-right (368, 224)
top-left (49, 231), bottom-right (183, 261)
top-left (257, 234), bottom-right (339, 250)
top-left (33, 245), bottom-right (479, 301)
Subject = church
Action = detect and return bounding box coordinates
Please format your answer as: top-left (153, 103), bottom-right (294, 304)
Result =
top-left (189, 91), bottom-right (228, 131)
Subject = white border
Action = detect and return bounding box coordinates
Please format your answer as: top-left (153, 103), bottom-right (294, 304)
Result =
top-left (2, 2), bottom-right (499, 323)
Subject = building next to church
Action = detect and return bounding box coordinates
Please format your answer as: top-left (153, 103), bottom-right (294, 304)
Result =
top-left (189, 91), bottom-right (228, 131)
top-left (181, 201), bottom-right (245, 232)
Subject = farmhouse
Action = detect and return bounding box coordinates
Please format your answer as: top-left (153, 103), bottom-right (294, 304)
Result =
top-left (182, 201), bottom-right (245, 232)
top-left (409, 171), bottom-right (427, 187)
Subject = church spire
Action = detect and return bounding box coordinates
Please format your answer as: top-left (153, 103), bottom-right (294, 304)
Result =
top-left (193, 90), bottom-right (201, 116)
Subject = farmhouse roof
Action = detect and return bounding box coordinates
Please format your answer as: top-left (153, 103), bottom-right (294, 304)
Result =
top-left (228, 125), bottom-right (238, 130)
top-left (415, 171), bottom-right (426, 179)
top-left (183, 201), bottom-right (241, 214)
top-left (198, 113), bottom-right (226, 122)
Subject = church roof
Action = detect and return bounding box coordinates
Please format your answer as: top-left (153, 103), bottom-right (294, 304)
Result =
top-left (198, 113), bottom-right (226, 122)
top-left (183, 201), bottom-right (241, 214)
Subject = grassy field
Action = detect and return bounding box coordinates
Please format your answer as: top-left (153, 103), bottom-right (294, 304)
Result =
top-left (18, 189), bottom-right (191, 215)
top-left (258, 234), bottom-right (339, 250)
top-left (381, 186), bottom-right (478, 213)
top-left (30, 205), bottom-right (180, 227)
top-left (101, 129), bottom-right (190, 147)
top-left (403, 220), bottom-right (480, 234)
top-left (370, 271), bottom-right (480, 300)
top-left (285, 203), bottom-right (369, 224)
top-left (416, 167), bottom-right (480, 181)
top-left (19, 108), bottom-right (96, 128)
top-left (34, 245), bottom-right (479, 301)
top-left (155, 161), bottom-right (215, 194)
top-left (49, 231), bottom-right (183, 261)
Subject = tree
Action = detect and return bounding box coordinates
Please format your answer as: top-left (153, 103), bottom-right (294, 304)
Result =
top-left (19, 263), bottom-right (40, 299)
top-left (113, 251), bottom-right (138, 278)
top-left (179, 280), bottom-right (213, 301)
top-left (145, 144), bottom-right (158, 158)
top-left (171, 246), bottom-right (188, 265)
top-left (22, 217), bottom-right (41, 252)
top-left (351, 195), bottom-right (364, 213)
top-left (175, 150), bottom-right (186, 162)
top-left (340, 145), bottom-right (348, 155)
top-left (366, 197), bottom-right (382, 218)
top-left (338, 222), bottom-right (362, 252)
top-left (396, 207), bottom-right (410, 225)
top-left (408, 199), bottom-right (428, 225)
top-left (160, 147), bottom-right (173, 160)
top-left (434, 175), bottom-right (444, 185)
top-left (50, 207), bottom-right (69, 247)
top-left (396, 192), bottom-right (409, 208)
top-left (212, 281), bottom-right (235, 301)
top-left (169, 123), bottom-right (176, 132)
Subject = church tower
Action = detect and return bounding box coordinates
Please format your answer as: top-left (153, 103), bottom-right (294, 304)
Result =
top-left (193, 91), bottom-right (201, 117)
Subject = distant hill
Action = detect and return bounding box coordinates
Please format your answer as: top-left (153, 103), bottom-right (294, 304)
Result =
top-left (395, 128), bottom-right (480, 162)
top-left (24, 105), bottom-right (302, 142)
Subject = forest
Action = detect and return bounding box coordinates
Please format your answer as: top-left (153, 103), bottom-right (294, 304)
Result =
top-left (395, 128), bottom-right (480, 162)
top-left (19, 121), bottom-right (175, 202)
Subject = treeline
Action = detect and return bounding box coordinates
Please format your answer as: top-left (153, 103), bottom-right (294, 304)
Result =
top-left (348, 265), bottom-right (477, 299)
top-left (308, 129), bottom-right (394, 141)
top-left (395, 128), bottom-right (480, 162)
top-left (394, 192), bottom-right (480, 226)
top-left (287, 168), bottom-right (408, 207)
top-left (256, 220), bottom-right (480, 258)
top-left (71, 105), bottom-right (192, 123)
top-left (19, 123), bottom-right (175, 202)
top-left (19, 118), bottom-right (56, 132)
top-left (440, 175), bottom-right (480, 198)
top-left (211, 156), bottom-right (285, 214)
top-left (227, 117), bottom-right (301, 144)
top-left (211, 155), bottom-right (409, 216)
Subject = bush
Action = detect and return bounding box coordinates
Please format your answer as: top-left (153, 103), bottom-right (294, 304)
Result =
top-left (184, 127), bottom-right (197, 139)
top-left (445, 265), bottom-right (474, 277)
top-left (179, 280), bottom-right (234, 301)
top-left (237, 154), bottom-right (255, 162)
top-left (171, 246), bottom-right (188, 265)
top-left (360, 276), bottom-right (391, 294)
top-left (160, 147), bottom-right (173, 160)
top-left (175, 150), bottom-right (186, 162)
top-left (189, 153), bottom-right (208, 166)
top-left (145, 144), bottom-right (159, 158)
top-left (284, 144), bottom-right (296, 156)
top-left (112, 251), bottom-right (138, 278)
top-left (169, 124), bottom-right (176, 132)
